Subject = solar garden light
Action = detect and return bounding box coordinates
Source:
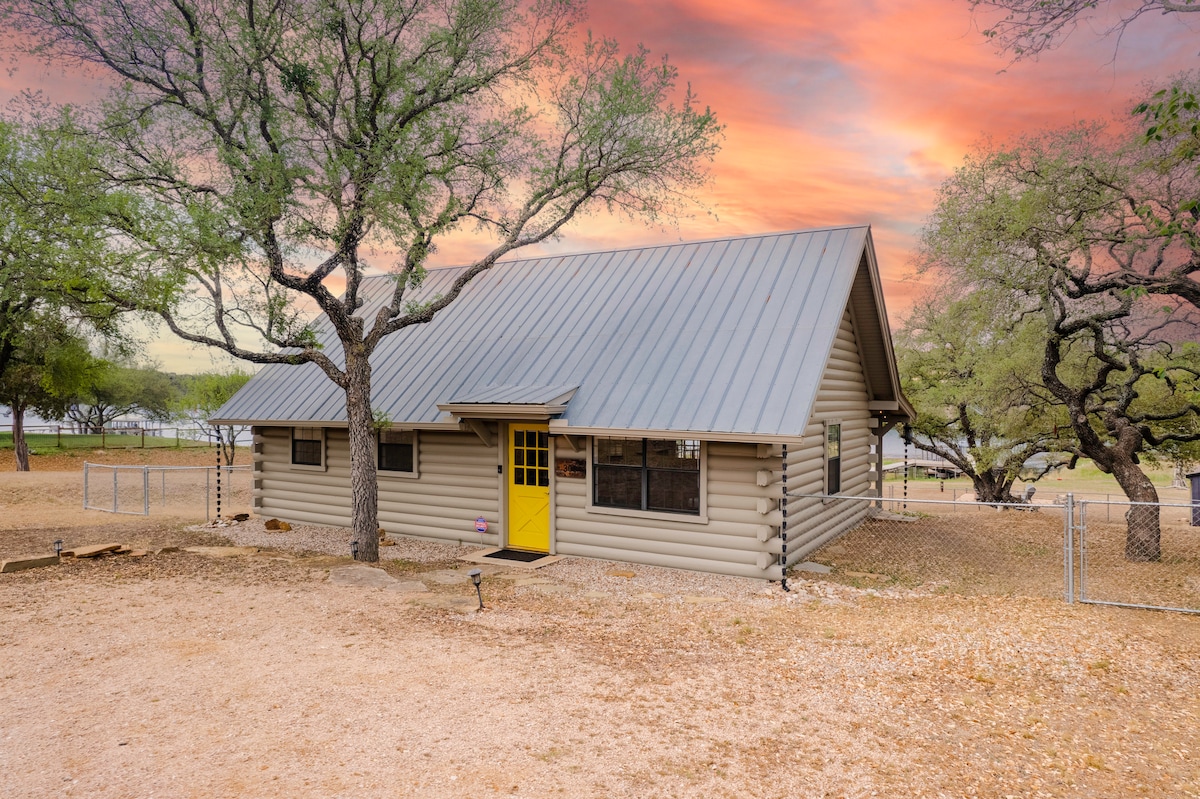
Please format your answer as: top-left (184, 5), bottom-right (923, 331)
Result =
top-left (468, 568), bottom-right (484, 610)
top-left (54, 539), bottom-right (63, 556)
top-left (351, 539), bottom-right (359, 560)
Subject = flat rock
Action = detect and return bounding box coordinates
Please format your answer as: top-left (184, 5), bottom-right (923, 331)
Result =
top-left (0, 555), bottom-right (60, 573)
top-left (582, 591), bottom-right (611, 600)
top-left (634, 592), bottom-right (665, 600)
top-left (605, 569), bottom-right (637, 579)
top-left (329, 564), bottom-right (397, 589)
top-left (422, 569), bottom-right (471, 585)
top-left (183, 546), bottom-right (259, 558)
top-left (527, 583), bottom-right (572, 594)
top-left (126, 550), bottom-right (150, 559)
top-left (386, 580), bottom-right (429, 594)
top-left (683, 595), bottom-right (728, 604)
top-left (408, 594), bottom-right (479, 614)
top-left (156, 546), bottom-right (181, 555)
top-left (513, 577), bottom-right (554, 587)
top-left (61, 543), bottom-right (121, 559)
top-left (795, 561), bottom-right (832, 574)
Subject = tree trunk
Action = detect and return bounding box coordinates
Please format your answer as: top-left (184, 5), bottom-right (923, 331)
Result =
top-left (1110, 457), bottom-right (1161, 562)
top-left (345, 349), bottom-right (380, 563)
top-left (971, 470), bottom-right (1017, 503)
top-left (12, 401), bottom-right (29, 472)
top-left (219, 425), bottom-right (236, 466)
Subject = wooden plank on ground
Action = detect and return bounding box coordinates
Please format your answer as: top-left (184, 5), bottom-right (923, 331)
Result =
top-left (0, 555), bottom-right (60, 573)
top-left (61, 543), bottom-right (121, 559)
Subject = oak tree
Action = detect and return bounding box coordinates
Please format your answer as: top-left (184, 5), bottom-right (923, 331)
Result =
top-left (2, 0), bottom-right (722, 560)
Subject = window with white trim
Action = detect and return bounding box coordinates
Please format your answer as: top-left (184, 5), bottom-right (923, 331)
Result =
top-left (291, 427), bottom-right (324, 467)
top-left (825, 423), bottom-right (842, 494)
top-left (377, 429), bottom-right (417, 476)
top-left (593, 438), bottom-right (701, 514)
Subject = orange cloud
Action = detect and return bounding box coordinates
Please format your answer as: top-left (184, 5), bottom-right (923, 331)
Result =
top-left (1, 0), bottom-right (1194, 370)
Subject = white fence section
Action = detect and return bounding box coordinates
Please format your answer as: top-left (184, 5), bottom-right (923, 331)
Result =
top-left (82, 463), bottom-right (253, 520)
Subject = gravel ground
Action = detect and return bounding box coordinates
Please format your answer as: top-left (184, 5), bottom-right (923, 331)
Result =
top-left (3, 471), bottom-right (1200, 798)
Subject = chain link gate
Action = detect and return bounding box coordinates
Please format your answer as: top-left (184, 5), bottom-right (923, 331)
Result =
top-left (1076, 499), bottom-right (1200, 614)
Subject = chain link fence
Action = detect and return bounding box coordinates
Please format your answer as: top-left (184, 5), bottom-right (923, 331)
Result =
top-left (789, 493), bottom-right (1200, 613)
top-left (1079, 500), bottom-right (1200, 613)
top-left (83, 463), bottom-right (254, 520)
top-left (790, 494), bottom-right (1071, 600)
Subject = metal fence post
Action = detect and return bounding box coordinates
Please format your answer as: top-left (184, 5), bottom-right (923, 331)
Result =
top-left (83, 462), bottom-right (88, 509)
top-left (143, 466), bottom-right (150, 515)
top-left (206, 468), bottom-right (211, 521)
top-left (1079, 500), bottom-right (1087, 603)
top-left (1064, 492), bottom-right (1075, 604)
top-left (112, 467), bottom-right (118, 513)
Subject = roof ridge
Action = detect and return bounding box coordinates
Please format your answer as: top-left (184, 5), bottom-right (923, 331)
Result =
top-left (360, 225), bottom-right (871, 282)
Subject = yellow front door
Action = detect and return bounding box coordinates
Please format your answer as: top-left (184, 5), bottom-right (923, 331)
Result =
top-left (508, 424), bottom-right (550, 552)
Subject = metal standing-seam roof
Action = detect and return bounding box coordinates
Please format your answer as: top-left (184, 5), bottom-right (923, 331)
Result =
top-left (213, 225), bottom-right (907, 440)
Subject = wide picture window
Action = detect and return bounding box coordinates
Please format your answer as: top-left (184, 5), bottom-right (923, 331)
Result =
top-left (594, 438), bottom-right (700, 514)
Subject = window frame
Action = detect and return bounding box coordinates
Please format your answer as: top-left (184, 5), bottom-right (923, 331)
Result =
top-left (825, 421), bottom-right (842, 495)
top-left (587, 436), bottom-right (708, 524)
top-left (376, 428), bottom-right (419, 480)
top-left (290, 426), bottom-right (326, 471)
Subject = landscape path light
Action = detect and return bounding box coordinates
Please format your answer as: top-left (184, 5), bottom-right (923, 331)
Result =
top-left (469, 568), bottom-right (484, 610)
top-left (54, 539), bottom-right (63, 556)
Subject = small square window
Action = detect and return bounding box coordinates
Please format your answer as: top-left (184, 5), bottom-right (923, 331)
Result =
top-left (378, 430), bottom-right (416, 475)
top-left (291, 427), bottom-right (324, 468)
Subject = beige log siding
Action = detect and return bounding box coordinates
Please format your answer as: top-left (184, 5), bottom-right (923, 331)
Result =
top-left (249, 301), bottom-right (881, 578)
top-left (253, 426), bottom-right (501, 546)
top-left (553, 438), bottom-right (785, 580)
top-left (780, 307), bottom-right (874, 564)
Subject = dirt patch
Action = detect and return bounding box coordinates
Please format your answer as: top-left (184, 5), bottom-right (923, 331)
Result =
top-left (2, 483), bottom-right (1199, 797)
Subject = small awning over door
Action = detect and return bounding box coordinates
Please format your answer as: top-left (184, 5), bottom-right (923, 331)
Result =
top-left (437, 384), bottom-right (579, 421)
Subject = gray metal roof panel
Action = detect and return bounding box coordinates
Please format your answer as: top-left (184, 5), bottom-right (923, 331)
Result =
top-left (213, 226), bottom-right (882, 436)
top-left (446, 384), bottom-right (579, 405)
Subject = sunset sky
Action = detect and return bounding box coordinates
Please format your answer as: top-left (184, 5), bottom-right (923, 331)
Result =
top-left (1, 0), bottom-right (1195, 372)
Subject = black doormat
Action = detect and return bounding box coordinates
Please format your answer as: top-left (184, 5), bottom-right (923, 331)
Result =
top-left (483, 549), bottom-right (549, 563)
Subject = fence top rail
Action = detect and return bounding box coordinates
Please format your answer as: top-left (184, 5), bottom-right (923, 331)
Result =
top-left (82, 462), bottom-right (251, 472)
top-left (1079, 498), bottom-right (1199, 510)
top-left (787, 491), bottom-right (1063, 511)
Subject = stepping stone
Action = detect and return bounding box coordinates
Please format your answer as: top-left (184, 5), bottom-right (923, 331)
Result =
top-left (387, 580), bottom-right (429, 594)
top-left (683, 595), bottom-right (728, 604)
top-left (408, 595), bottom-right (479, 614)
top-left (605, 569), bottom-right (636, 579)
top-left (582, 591), bottom-right (611, 600)
top-left (0, 555), bottom-right (60, 573)
top-left (513, 577), bottom-right (554, 587)
top-left (422, 570), bottom-right (471, 585)
top-left (183, 546), bottom-right (259, 558)
top-left (634, 592), bottom-right (665, 600)
top-left (527, 583), bottom-right (571, 594)
top-left (795, 561), bottom-right (832, 574)
top-left (61, 543), bottom-right (121, 559)
top-left (329, 564), bottom-right (398, 589)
